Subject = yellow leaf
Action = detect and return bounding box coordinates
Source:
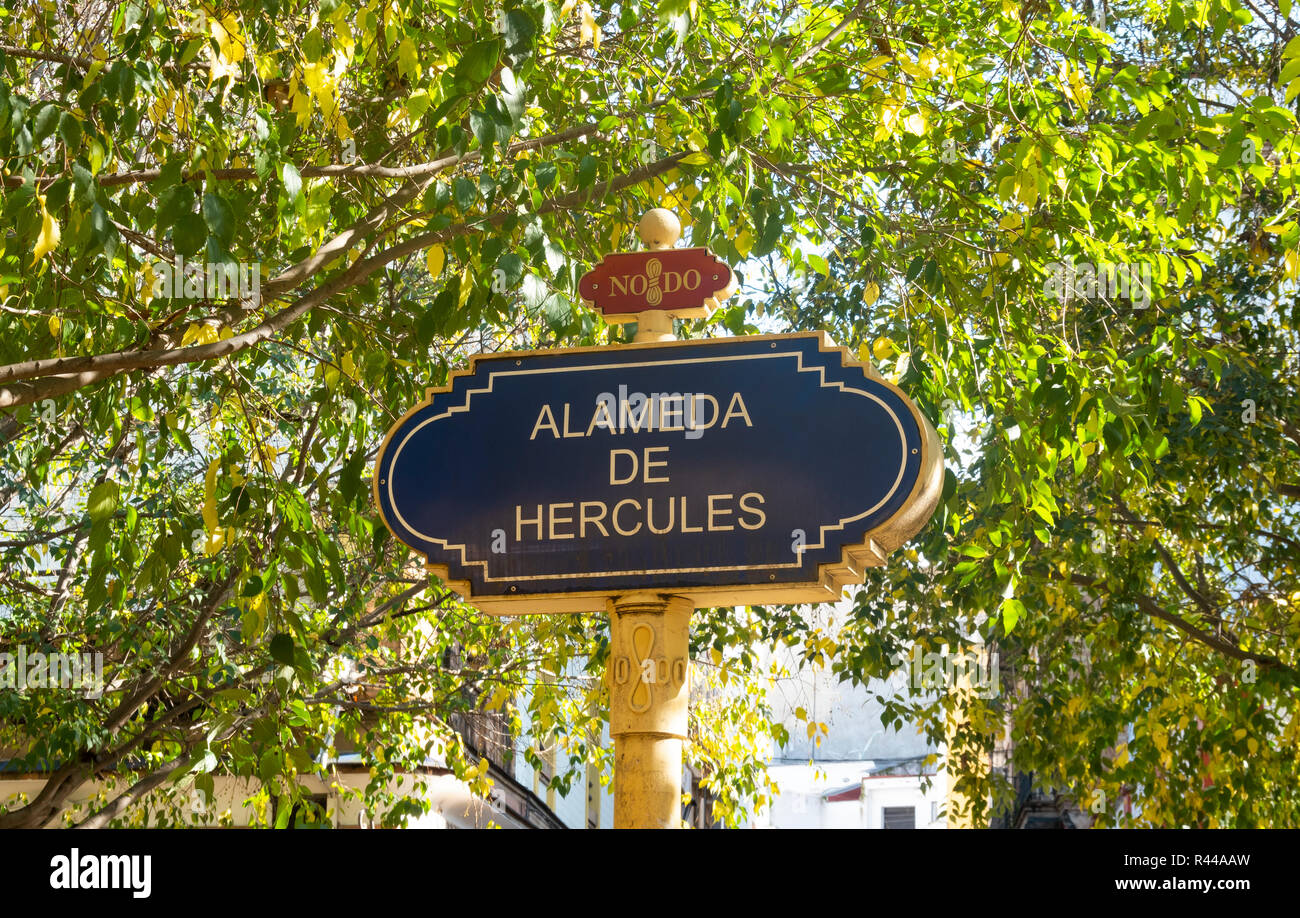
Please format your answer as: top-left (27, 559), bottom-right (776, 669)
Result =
top-left (48, 315), bottom-right (62, 338)
top-left (211, 14), bottom-right (247, 64)
top-left (203, 458), bottom-right (221, 534)
top-left (735, 228), bottom-right (753, 258)
top-left (1284, 247), bottom-right (1299, 281)
top-left (484, 684), bottom-right (510, 711)
top-left (579, 2), bottom-right (600, 49)
top-left (426, 244), bottom-right (445, 277)
top-left (207, 14), bottom-right (246, 86)
top-left (396, 37), bottom-right (420, 80)
top-left (31, 195), bottom-right (61, 265)
top-left (458, 265), bottom-right (472, 307)
top-left (872, 336), bottom-right (896, 361)
top-left (862, 281), bottom-right (880, 306)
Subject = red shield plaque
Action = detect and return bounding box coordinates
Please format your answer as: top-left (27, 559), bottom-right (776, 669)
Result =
top-left (578, 248), bottom-right (734, 322)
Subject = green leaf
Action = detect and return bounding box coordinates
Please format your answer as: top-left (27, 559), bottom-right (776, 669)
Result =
top-left (495, 252), bottom-right (525, 289)
top-left (453, 177), bottom-right (477, 212)
top-left (72, 162), bottom-right (96, 204)
top-left (1001, 598), bottom-right (1025, 633)
top-left (57, 112), bottom-right (81, 152)
top-left (281, 162), bottom-right (302, 203)
top-left (32, 103), bottom-right (60, 143)
top-left (503, 10), bottom-right (537, 54)
top-left (172, 213), bottom-right (206, 256)
top-left (534, 161), bottom-right (557, 191)
top-left (156, 184), bottom-right (195, 231)
top-left (469, 108), bottom-right (496, 150)
top-left (269, 633), bottom-right (295, 665)
top-left (202, 192), bottom-right (234, 246)
top-left (455, 39), bottom-right (501, 86)
top-left (242, 573), bottom-right (265, 598)
top-left (87, 481), bottom-right (120, 522)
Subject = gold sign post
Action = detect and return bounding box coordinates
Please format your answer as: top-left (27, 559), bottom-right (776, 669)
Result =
top-left (607, 592), bottom-right (691, 828)
top-left (605, 210), bottom-right (720, 828)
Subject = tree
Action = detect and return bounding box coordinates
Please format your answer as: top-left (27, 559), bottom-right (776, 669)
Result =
top-left (0, 0), bottom-right (1297, 828)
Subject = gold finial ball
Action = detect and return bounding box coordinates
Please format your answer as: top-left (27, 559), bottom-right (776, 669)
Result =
top-left (637, 208), bottom-right (681, 250)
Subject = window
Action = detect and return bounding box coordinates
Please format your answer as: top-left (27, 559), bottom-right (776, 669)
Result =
top-left (287, 794), bottom-right (331, 829)
top-left (882, 806), bottom-right (916, 829)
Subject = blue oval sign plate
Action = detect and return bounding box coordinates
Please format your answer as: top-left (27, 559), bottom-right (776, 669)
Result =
top-left (374, 332), bottom-right (942, 613)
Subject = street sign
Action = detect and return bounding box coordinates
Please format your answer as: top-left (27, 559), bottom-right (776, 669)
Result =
top-left (374, 331), bottom-right (943, 613)
top-left (578, 248), bottom-right (734, 322)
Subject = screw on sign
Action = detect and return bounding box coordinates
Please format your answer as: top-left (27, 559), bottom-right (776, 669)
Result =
top-left (374, 209), bottom-right (943, 828)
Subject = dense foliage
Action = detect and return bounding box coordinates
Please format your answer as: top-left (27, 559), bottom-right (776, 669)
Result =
top-left (0, 0), bottom-right (1296, 827)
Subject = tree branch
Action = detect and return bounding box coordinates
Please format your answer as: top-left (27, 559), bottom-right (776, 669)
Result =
top-left (0, 151), bottom-right (687, 410)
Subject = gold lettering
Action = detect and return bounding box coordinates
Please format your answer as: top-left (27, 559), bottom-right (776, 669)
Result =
top-left (529, 404), bottom-right (560, 440)
top-left (679, 496), bottom-right (703, 533)
top-left (688, 394), bottom-right (719, 432)
top-left (516, 504), bottom-right (543, 541)
top-left (659, 395), bottom-right (684, 431)
top-left (738, 492), bottom-right (766, 530)
top-left (549, 502), bottom-right (575, 540)
top-left (579, 501), bottom-right (609, 538)
top-left (562, 403), bottom-right (584, 438)
top-left (721, 392), bottom-right (753, 428)
top-left (646, 497), bottom-right (675, 534)
top-left (611, 276), bottom-right (627, 296)
top-left (621, 395), bottom-right (650, 433)
top-left (643, 446), bottom-right (670, 484)
top-left (610, 449), bottom-right (638, 485)
top-left (708, 493), bottom-right (735, 532)
top-left (587, 399), bottom-right (617, 436)
top-left (612, 499), bottom-right (642, 536)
